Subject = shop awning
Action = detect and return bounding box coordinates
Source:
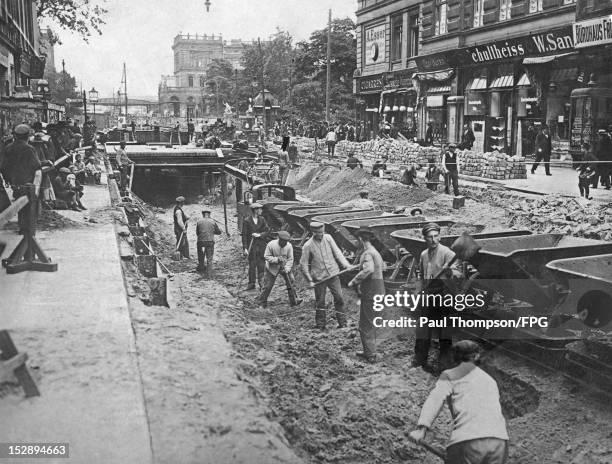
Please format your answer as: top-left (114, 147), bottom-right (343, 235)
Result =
top-left (428, 85), bottom-right (451, 93)
top-left (468, 77), bottom-right (487, 90)
top-left (490, 75), bottom-right (514, 89)
top-left (517, 73), bottom-right (531, 86)
top-left (549, 68), bottom-right (579, 82)
top-left (522, 52), bottom-right (576, 65)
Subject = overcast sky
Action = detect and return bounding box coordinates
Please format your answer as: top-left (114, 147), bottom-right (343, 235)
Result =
top-left (49, 0), bottom-right (356, 99)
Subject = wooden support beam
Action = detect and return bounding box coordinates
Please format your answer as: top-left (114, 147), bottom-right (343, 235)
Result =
top-left (0, 330), bottom-right (39, 397)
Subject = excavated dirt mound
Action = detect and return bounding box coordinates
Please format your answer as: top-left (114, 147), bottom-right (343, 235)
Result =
top-left (292, 164), bottom-right (434, 208)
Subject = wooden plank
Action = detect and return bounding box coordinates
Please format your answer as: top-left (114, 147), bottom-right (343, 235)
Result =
top-left (0, 330), bottom-right (40, 397)
top-left (0, 196), bottom-right (29, 228)
top-left (0, 352), bottom-right (28, 383)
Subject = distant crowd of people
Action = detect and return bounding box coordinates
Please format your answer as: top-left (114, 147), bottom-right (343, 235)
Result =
top-left (1, 118), bottom-right (102, 219)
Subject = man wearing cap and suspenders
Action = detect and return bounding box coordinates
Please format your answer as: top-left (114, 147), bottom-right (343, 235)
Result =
top-left (257, 230), bottom-right (301, 308)
top-left (195, 207), bottom-right (222, 273)
top-left (300, 221), bottom-right (351, 330)
top-left (413, 222), bottom-right (462, 370)
top-left (242, 202), bottom-right (270, 290)
top-left (174, 196), bottom-right (190, 259)
top-left (0, 124), bottom-right (42, 231)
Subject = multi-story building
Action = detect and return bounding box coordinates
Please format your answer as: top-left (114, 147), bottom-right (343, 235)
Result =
top-left (355, 0), bottom-right (422, 139)
top-left (158, 33), bottom-right (254, 119)
top-left (354, 0), bottom-right (612, 157)
top-left (0, 0), bottom-right (47, 134)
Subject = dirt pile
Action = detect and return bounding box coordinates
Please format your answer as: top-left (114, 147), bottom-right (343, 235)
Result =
top-left (292, 163), bottom-right (434, 208)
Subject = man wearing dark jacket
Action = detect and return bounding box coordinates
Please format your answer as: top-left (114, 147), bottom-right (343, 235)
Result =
top-left (242, 202), bottom-right (270, 290)
top-left (531, 125), bottom-right (552, 176)
top-left (460, 123), bottom-right (475, 150)
top-left (195, 207), bottom-right (222, 273)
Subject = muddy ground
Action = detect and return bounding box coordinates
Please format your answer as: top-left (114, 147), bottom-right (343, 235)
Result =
top-left (118, 161), bottom-right (612, 464)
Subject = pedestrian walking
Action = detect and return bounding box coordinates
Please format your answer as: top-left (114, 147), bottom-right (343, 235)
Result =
top-left (174, 196), bottom-right (190, 259)
top-left (242, 202), bottom-right (270, 290)
top-left (442, 144), bottom-right (460, 196)
top-left (594, 129), bottom-right (612, 189)
top-left (348, 226), bottom-right (385, 363)
top-left (257, 231), bottom-right (302, 308)
top-left (195, 207), bottom-right (222, 273)
top-left (325, 127), bottom-right (337, 157)
top-left (277, 150), bottom-right (289, 185)
top-left (187, 119), bottom-right (195, 143)
top-left (409, 340), bottom-right (509, 464)
top-left (578, 142), bottom-right (597, 199)
top-left (460, 123), bottom-right (475, 150)
top-left (531, 125), bottom-right (552, 176)
top-left (300, 222), bottom-right (351, 330)
top-left (425, 122), bottom-right (434, 146)
top-left (413, 222), bottom-right (462, 370)
top-left (0, 124), bottom-right (42, 232)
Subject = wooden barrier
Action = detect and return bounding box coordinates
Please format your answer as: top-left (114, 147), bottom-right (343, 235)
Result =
top-left (0, 330), bottom-right (39, 397)
top-left (0, 184), bottom-right (58, 274)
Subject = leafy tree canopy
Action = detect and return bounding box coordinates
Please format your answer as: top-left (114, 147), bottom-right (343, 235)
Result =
top-left (37, 0), bottom-right (108, 43)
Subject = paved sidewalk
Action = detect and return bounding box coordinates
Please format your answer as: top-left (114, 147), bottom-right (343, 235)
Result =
top-left (0, 178), bottom-right (153, 463)
top-left (461, 166), bottom-right (612, 201)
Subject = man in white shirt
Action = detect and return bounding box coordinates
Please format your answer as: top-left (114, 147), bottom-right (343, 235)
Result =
top-left (257, 231), bottom-right (301, 307)
top-left (325, 127), bottom-right (337, 157)
top-left (300, 222), bottom-right (351, 329)
top-left (410, 340), bottom-right (509, 464)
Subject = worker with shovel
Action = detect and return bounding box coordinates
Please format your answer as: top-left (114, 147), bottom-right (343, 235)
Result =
top-left (174, 196), bottom-right (190, 259)
top-left (195, 207), bottom-right (222, 274)
top-left (413, 222), bottom-right (463, 371)
top-left (242, 202), bottom-right (270, 290)
top-left (348, 225), bottom-right (385, 363)
top-left (300, 222), bottom-right (352, 330)
top-left (409, 340), bottom-right (509, 464)
top-left (257, 230), bottom-right (302, 308)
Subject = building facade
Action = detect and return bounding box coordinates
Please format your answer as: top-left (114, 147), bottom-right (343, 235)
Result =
top-left (355, 0), bottom-right (422, 139)
top-left (354, 0), bottom-right (612, 157)
top-left (158, 33), bottom-right (254, 119)
top-left (0, 0), bottom-right (46, 135)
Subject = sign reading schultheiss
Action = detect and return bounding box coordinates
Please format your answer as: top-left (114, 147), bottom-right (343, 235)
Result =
top-left (573, 15), bottom-right (612, 49)
top-left (364, 24), bottom-right (386, 66)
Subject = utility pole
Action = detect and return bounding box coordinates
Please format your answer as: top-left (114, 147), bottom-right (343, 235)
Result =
top-left (122, 63), bottom-right (128, 120)
top-left (325, 9), bottom-right (331, 123)
top-left (258, 37), bottom-right (266, 137)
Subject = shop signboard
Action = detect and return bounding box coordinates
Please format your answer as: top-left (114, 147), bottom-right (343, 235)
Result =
top-left (465, 93), bottom-right (487, 116)
top-left (364, 24), bottom-right (386, 66)
top-left (358, 74), bottom-right (384, 93)
top-left (464, 25), bottom-right (574, 65)
top-left (573, 15), bottom-right (612, 49)
top-left (415, 51), bottom-right (454, 72)
top-left (383, 71), bottom-right (414, 90)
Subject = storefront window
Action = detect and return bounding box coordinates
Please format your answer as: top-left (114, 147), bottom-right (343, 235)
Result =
top-left (500, 0), bottom-right (512, 20)
top-left (435, 1), bottom-right (448, 35)
top-left (391, 15), bottom-right (403, 62)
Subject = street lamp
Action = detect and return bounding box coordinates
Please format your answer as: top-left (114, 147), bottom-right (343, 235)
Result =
top-left (82, 90), bottom-right (88, 121)
top-left (204, 0), bottom-right (211, 12)
top-left (88, 87), bottom-right (99, 117)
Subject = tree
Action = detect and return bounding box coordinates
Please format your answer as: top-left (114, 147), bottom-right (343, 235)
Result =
top-left (45, 68), bottom-right (82, 117)
top-left (37, 0), bottom-right (108, 43)
top-left (241, 30), bottom-right (294, 106)
top-left (205, 59), bottom-right (235, 114)
top-left (294, 18), bottom-right (357, 122)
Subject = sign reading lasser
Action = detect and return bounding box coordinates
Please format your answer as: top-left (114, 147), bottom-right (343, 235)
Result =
top-left (364, 24), bottom-right (386, 66)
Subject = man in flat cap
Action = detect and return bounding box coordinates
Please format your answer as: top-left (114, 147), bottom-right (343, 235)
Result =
top-left (348, 225), bottom-right (385, 363)
top-left (114, 141), bottom-right (133, 194)
top-left (413, 222), bottom-right (462, 370)
top-left (0, 124), bottom-right (42, 230)
top-left (195, 206), bottom-right (222, 273)
top-left (174, 196), bottom-right (190, 259)
top-left (410, 340), bottom-right (509, 464)
top-left (442, 144), bottom-right (460, 196)
top-left (51, 167), bottom-right (78, 210)
top-left (242, 202), bottom-right (270, 290)
top-left (257, 230), bottom-right (300, 307)
top-left (300, 221), bottom-right (351, 329)
top-left (531, 124), bottom-right (552, 176)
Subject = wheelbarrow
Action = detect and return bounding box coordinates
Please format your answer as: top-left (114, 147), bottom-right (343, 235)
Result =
top-left (289, 206), bottom-right (371, 244)
top-left (343, 217), bottom-right (456, 263)
top-left (391, 229), bottom-right (532, 282)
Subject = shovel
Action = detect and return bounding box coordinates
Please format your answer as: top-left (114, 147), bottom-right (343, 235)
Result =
top-left (307, 265), bottom-right (359, 289)
top-left (429, 232), bottom-right (481, 281)
top-left (172, 230), bottom-right (186, 261)
top-left (407, 435), bottom-right (446, 461)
